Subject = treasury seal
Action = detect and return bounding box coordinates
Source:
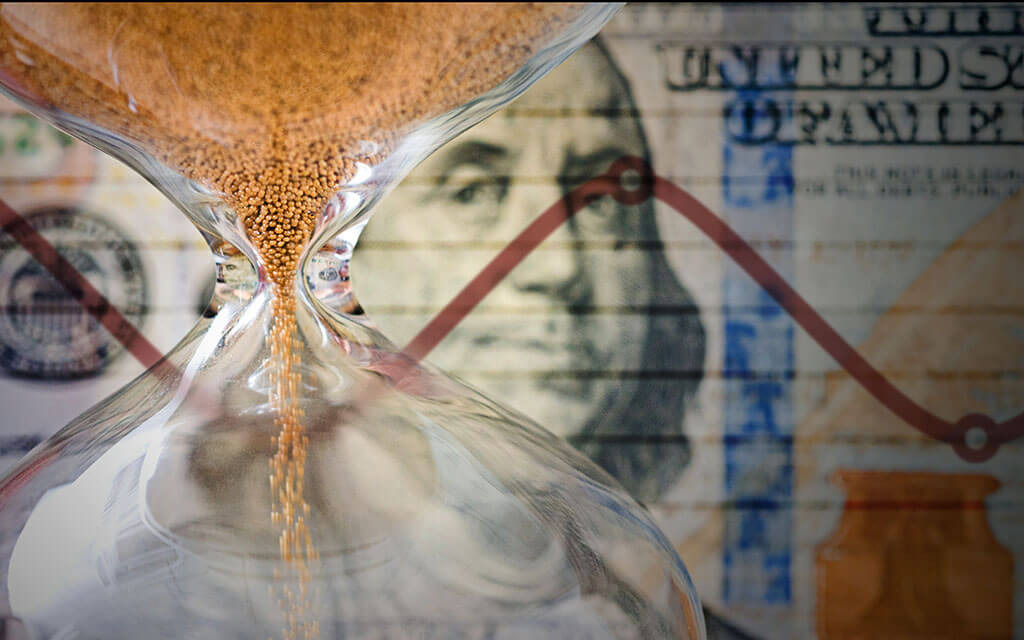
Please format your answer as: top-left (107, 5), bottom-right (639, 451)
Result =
top-left (0, 207), bottom-right (147, 378)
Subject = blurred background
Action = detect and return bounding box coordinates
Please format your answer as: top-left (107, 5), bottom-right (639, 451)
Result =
top-left (0, 4), bottom-right (1022, 638)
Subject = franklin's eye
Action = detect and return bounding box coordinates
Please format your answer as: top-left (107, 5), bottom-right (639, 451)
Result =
top-left (446, 175), bottom-right (508, 207)
top-left (452, 182), bottom-right (484, 204)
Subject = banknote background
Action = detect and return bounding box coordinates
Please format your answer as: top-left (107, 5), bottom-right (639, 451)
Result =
top-left (0, 3), bottom-right (1022, 639)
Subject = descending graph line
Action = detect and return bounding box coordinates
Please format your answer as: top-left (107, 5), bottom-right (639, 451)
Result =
top-left (1, 156), bottom-right (1020, 464)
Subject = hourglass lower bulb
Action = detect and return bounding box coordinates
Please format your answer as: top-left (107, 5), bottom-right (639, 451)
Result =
top-left (0, 4), bottom-right (705, 638)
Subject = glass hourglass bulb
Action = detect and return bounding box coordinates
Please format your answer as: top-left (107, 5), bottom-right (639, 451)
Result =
top-left (0, 4), bottom-right (705, 639)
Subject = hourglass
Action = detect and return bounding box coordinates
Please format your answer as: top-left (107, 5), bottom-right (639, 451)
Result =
top-left (0, 5), bottom-right (704, 639)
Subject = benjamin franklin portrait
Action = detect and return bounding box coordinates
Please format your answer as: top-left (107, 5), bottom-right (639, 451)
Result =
top-left (358, 39), bottom-right (704, 508)
top-left (357, 39), bottom-right (754, 640)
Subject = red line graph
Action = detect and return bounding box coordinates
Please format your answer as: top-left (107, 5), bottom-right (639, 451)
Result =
top-left (2, 156), bottom-right (1020, 463)
top-left (404, 156), bottom-right (1022, 464)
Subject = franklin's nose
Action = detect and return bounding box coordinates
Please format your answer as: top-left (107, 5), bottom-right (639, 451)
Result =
top-left (504, 185), bottom-right (588, 302)
top-left (511, 242), bottom-right (583, 299)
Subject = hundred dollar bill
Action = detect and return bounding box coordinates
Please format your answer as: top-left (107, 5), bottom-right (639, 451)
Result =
top-left (359, 4), bottom-right (1024, 639)
top-left (1, 4), bottom-right (1023, 640)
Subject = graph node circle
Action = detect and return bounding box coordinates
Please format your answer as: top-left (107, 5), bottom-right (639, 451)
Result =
top-left (606, 155), bottom-right (654, 205)
top-left (952, 414), bottom-right (999, 463)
